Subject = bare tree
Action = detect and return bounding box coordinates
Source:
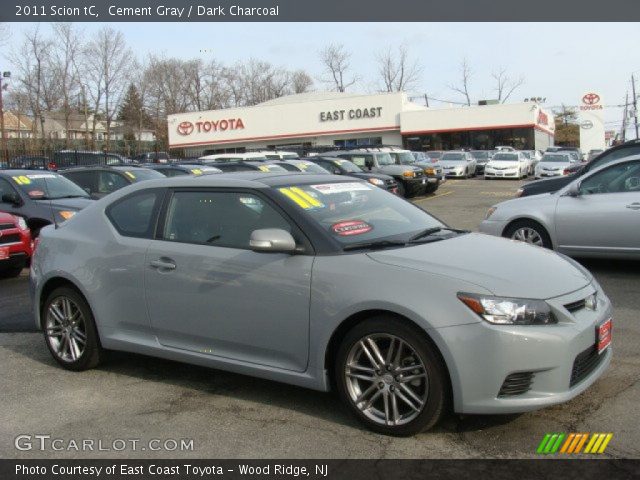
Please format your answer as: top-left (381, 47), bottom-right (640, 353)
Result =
top-left (448, 58), bottom-right (473, 106)
top-left (85, 27), bottom-right (133, 148)
top-left (492, 67), bottom-right (525, 103)
top-left (375, 44), bottom-right (422, 92)
top-left (291, 70), bottom-right (314, 94)
top-left (0, 23), bottom-right (10, 47)
top-left (51, 23), bottom-right (81, 148)
top-left (319, 44), bottom-right (358, 92)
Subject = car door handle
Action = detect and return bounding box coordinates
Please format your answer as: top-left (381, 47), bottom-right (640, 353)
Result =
top-left (150, 259), bottom-right (177, 270)
top-left (626, 203), bottom-right (640, 210)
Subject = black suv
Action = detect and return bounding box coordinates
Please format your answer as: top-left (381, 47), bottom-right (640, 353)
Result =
top-left (0, 170), bottom-right (93, 235)
top-left (131, 152), bottom-right (171, 163)
top-left (59, 166), bottom-right (164, 199)
top-left (143, 164), bottom-right (222, 177)
top-left (52, 150), bottom-right (131, 170)
top-left (306, 156), bottom-right (399, 194)
top-left (518, 140), bottom-right (640, 197)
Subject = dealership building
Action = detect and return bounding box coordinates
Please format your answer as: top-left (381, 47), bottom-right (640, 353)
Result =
top-left (167, 91), bottom-right (555, 155)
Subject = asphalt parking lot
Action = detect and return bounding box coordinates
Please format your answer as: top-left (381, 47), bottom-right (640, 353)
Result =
top-left (1, 178), bottom-right (638, 459)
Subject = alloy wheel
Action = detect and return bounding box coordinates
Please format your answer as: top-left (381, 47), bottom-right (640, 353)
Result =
top-left (511, 227), bottom-right (543, 246)
top-left (45, 296), bottom-right (87, 363)
top-left (344, 334), bottom-right (428, 426)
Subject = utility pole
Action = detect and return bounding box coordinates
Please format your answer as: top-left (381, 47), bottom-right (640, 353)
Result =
top-left (0, 72), bottom-right (9, 162)
top-left (622, 92), bottom-right (628, 143)
top-left (632, 74), bottom-right (639, 139)
top-left (424, 93), bottom-right (430, 108)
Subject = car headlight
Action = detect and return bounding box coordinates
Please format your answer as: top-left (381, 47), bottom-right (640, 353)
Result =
top-left (58, 210), bottom-right (76, 220)
top-left (424, 168), bottom-right (435, 175)
top-left (16, 216), bottom-right (28, 230)
top-left (458, 292), bottom-right (557, 325)
top-left (485, 207), bottom-right (497, 219)
top-left (402, 171), bottom-right (416, 178)
top-left (367, 178), bottom-right (385, 186)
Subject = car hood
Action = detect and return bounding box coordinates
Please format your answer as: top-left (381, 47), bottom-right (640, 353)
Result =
top-left (366, 233), bottom-right (591, 299)
top-left (35, 197), bottom-right (94, 210)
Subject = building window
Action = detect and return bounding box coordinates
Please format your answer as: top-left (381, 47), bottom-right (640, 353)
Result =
top-left (403, 128), bottom-right (536, 151)
top-left (334, 137), bottom-right (382, 148)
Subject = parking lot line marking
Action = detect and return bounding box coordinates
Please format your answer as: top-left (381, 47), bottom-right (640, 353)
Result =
top-left (422, 190), bottom-right (453, 201)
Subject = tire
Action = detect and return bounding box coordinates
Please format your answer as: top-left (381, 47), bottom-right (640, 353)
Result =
top-left (42, 287), bottom-right (104, 371)
top-left (396, 182), bottom-right (406, 198)
top-left (503, 219), bottom-right (553, 249)
top-left (0, 267), bottom-right (23, 278)
top-left (334, 316), bottom-right (448, 436)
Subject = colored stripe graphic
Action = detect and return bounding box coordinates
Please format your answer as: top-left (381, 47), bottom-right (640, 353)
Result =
top-left (537, 433), bottom-right (613, 454)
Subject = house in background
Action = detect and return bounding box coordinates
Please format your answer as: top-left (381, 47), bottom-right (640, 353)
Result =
top-left (109, 122), bottom-right (156, 142)
top-left (38, 112), bottom-right (108, 141)
top-left (2, 111), bottom-right (34, 139)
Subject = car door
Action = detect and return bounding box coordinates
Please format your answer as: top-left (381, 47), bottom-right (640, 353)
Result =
top-left (555, 160), bottom-right (640, 256)
top-left (144, 188), bottom-right (313, 372)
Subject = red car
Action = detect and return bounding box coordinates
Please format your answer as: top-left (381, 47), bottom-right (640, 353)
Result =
top-left (0, 212), bottom-right (32, 278)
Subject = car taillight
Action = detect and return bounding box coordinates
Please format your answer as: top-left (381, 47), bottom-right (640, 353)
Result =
top-left (48, 162), bottom-right (57, 170)
top-left (563, 169), bottom-right (570, 175)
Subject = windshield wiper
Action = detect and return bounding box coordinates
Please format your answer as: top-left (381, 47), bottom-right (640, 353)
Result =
top-left (343, 240), bottom-right (407, 251)
top-left (409, 227), bottom-right (469, 243)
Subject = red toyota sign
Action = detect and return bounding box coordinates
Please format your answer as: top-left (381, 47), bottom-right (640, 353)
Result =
top-left (580, 93), bottom-right (603, 110)
top-left (177, 121), bottom-right (194, 136)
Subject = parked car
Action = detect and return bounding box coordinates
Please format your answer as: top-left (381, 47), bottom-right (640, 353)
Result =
top-left (518, 140), bottom-right (640, 197)
top-left (470, 151), bottom-right (492, 175)
top-left (329, 149), bottom-right (426, 198)
top-left (425, 151), bottom-right (443, 162)
top-left (494, 145), bottom-right (516, 152)
top-left (0, 211), bottom-right (32, 277)
top-left (131, 152), bottom-right (171, 163)
top-left (143, 164), bottom-right (222, 177)
top-left (481, 156), bottom-right (640, 258)
top-left (8, 155), bottom-right (54, 171)
top-left (52, 150), bottom-right (131, 169)
top-left (439, 151), bottom-right (477, 178)
top-left (387, 150), bottom-right (442, 194)
top-left (587, 149), bottom-right (605, 161)
top-left (306, 156), bottom-right (399, 193)
top-left (533, 153), bottom-right (577, 179)
top-left (201, 160), bottom-right (289, 173)
top-left (0, 170), bottom-right (93, 235)
top-left (272, 159), bottom-right (331, 174)
top-left (484, 152), bottom-right (529, 179)
top-left (59, 166), bottom-right (165, 199)
top-left (32, 173), bottom-right (611, 436)
top-left (259, 151), bottom-right (300, 160)
top-left (522, 150), bottom-right (542, 174)
top-left (199, 152), bottom-right (269, 162)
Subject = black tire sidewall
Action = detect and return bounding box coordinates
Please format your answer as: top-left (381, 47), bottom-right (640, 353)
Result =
top-left (334, 316), bottom-right (448, 436)
top-left (42, 287), bottom-right (103, 371)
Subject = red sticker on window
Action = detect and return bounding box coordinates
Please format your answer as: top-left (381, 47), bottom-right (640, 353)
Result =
top-left (331, 220), bottom-right (372, 236)
top-left (27, 190), bottom-right (45, 198)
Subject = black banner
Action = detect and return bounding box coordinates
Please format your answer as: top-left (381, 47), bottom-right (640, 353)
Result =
top-left (2, 460), bottom-right (639, 480)
top-left (5, 0), bottom-right (640, 22)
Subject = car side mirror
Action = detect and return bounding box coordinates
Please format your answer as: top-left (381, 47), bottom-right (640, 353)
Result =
top-left (1, 193), bottom-right (22, 206)
top-left (565, 182), bottom-right (581, 197)
top-left (250, 228), bottom-right (297, 253)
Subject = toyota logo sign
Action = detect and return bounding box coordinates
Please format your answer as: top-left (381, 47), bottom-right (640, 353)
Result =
top-left (177, 121), bottom-right (195, 136)
top-left (581, 120), bottom-right (594, 129)
top-left (582, 93), bottom-right (600, 105)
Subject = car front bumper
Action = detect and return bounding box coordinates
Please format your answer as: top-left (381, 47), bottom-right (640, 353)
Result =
top-left (443, 168), bottom-right (465, 177)
top-left (435, 283), bottom-right (612, 414)
top-left (484, 169), bottom-right (519, 178)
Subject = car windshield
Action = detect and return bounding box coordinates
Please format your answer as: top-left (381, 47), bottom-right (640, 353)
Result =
top-left (117, 169), bottom-right (165, 182)
top-left (290, 162), bottom-right (329, 174)
top-left (492, 153), bottom-right (519, 161)
top-left (391, 152), bottom-right (416, 165)
top-left (10, 173), bottom-right (90, 199)
top-left (541, 154), bottom-right (571, 163)
top-left (375, 153), bottom-right (394, 165)
top-left (331, 159), bottom-right (361, 173)
top-left (471, 151), bottom-right (489, 159)
top-left (275, 181), bottom-right (444, 246)
top-left (426, 151), bottom-right (442, 159)
top-left (256, 164), bottom-right (288, 172)
top-left (441, 153), bottom-right (465, 161)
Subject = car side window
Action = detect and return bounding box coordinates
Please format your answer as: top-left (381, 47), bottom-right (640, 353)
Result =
top-left (106, 190), bottom-right (162, 238)
top-left (0, 178), bottom-right (18, 199)
top-left (162, 191), bottom-right (291, 249)
top-left (63, 171), bottom-right (98, 194)
top-left (349, 156), bottom-right (367, 168)
top-left (580, 161), bottom-right (640, 195)
top-left (98, 171), bottom-right (129, 194)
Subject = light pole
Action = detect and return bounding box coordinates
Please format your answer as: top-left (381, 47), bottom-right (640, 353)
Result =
top-left (0, 71), bottom-right (10, 162)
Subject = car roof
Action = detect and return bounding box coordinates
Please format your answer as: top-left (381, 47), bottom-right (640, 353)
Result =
top-left (0, 169), bottom-right (61, 176)
top-left (59, 165), bottom-right (148, 172)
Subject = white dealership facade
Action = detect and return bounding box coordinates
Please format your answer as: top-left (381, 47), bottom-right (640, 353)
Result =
top-left (167, 91), bottom-right (555, 155)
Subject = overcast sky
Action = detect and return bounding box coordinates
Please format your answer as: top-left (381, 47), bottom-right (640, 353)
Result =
top-left (5, 22), bottom-right (640, 136)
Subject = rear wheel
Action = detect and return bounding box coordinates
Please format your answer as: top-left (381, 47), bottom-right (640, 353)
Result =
top-left (43, 287), bottom-right (104, 371)
top-left (504, 220), bottom-right (552, 249)
top-left (335, 316), bottom-right (448, 436)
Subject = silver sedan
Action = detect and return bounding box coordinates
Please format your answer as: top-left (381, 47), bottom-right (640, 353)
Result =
top-left (31, 173), bottom-right (612, 436)
top-left (480, 156), bottom-right (640, 258)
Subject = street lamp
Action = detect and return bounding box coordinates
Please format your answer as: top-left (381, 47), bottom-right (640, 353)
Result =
top-left (0, 71), bottom-right (11, 162)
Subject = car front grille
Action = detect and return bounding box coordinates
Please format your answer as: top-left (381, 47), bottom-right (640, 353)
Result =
top-left (564, 299), bottom-right (586, 313)
top-left (570, 345), bottom-right (604, 388)
top-left (414, 170), bottom-right (424, 178)
top-left (498, 371), bottom-right (535, 397)
top-left (0, 234), bottom-right (20, 245)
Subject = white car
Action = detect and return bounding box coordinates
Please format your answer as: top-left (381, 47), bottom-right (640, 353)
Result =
top-left (534, 153), bottom-right (578, 179)
top-left (484, 152), bottom-right (529, 179)
top-left (439, 151), bottom-right (477, 178)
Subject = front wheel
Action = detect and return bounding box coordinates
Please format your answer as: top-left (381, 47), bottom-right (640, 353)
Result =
top-left (43, 287), bottom-right (105, 371)
top-left (335, 316), bottom-right (448, 436)
top-left (504, 220), bottom-right (552, 249)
